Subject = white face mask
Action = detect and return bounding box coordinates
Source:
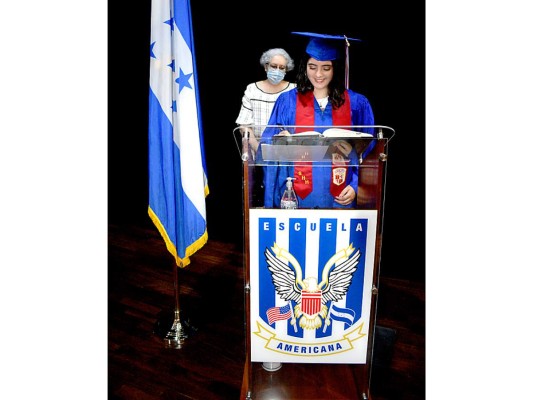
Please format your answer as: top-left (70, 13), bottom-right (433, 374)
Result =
top-left (266, 69), bottom-right (285, 85)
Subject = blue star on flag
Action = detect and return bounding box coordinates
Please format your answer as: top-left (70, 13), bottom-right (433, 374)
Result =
top-left (164, 18), bottom-right (174, 31)
top-left (168, 59), bottom-right (175, 72)
top-left (176, 68), bottom-right (193, 93)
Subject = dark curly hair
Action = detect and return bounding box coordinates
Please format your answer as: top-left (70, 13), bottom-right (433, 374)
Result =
top-left (295, 53), bottom-right (346, 109)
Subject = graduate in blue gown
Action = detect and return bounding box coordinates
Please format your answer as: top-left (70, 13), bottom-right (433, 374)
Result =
top-left (261, 32), bottom-right (375, 209)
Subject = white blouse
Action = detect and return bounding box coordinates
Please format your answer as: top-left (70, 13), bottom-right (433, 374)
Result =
top-left (235, 81), bottom-right (296, 136)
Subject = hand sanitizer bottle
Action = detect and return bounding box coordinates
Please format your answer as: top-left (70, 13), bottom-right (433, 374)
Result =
top-left (280, 177), bottom-right (298, 209)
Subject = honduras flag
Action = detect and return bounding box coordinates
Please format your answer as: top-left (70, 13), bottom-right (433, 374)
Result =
top-left (148, 0), bottom-right (208, 267)
top-left (330, 304), bottom-right (356, 327)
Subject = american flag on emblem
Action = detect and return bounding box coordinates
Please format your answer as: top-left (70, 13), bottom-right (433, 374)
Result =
top-left (266, 304), bottom-right (292, 325)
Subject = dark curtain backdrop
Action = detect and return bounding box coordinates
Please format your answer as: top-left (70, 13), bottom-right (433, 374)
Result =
top-left (108, 0), bottom-right (425, 281)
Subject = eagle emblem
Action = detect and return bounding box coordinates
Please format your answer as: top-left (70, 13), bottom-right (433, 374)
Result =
top-left (264, 242), bottom-right (360, 331)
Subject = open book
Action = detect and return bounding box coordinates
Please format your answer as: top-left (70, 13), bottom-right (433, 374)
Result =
top-left (266, 128), bottom-right (374, 160)
top-left (271, 128), bottom-right (373, 147)
top-left (273, 128), bottom-right (373, 139)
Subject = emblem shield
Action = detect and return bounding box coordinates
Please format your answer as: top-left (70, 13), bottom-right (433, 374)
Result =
top-left (301, 290), bottom-right (322, 316)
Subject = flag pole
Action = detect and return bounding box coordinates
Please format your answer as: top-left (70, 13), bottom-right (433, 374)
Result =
top-left (164, 263), bottom-right (188, 348)
top-left (323, 303), bottom-right (333, 333)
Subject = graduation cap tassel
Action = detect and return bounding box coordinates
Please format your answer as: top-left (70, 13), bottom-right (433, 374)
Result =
top-left (344, 35), bottom-right (350, 89)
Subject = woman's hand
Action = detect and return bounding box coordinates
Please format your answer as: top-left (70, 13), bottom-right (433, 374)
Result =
top-left (240, 126), bottom-right (259, 152)
top-left (334, 185), bottom-right (356, 206)
top-left (332, 140), bottom-right (352, 156)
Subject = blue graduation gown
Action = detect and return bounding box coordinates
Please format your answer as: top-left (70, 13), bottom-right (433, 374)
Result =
top-left (261, 88), bottom-right (375, 208)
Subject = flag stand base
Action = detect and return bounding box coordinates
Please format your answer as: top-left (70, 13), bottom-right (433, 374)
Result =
top-left (164, 314), bottom-right (187, 349)
top-left (153, 310), bottom-right (197, 349)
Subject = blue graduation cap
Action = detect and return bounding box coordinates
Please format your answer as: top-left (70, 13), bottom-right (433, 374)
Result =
top-left (292, 31), bottom-right (361, 89)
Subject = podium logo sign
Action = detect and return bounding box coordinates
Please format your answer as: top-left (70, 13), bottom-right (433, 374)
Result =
top-left (249, 209), bottom-right (378, 364)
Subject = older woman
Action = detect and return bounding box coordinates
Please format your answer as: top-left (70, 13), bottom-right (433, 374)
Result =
top-left (236, 48), bottom-right (296, 152)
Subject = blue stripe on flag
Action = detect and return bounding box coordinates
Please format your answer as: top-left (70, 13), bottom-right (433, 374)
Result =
top-left (259, 218), bottom-right (277, 321)
top-left (148, 0), bottom-right (208, 267)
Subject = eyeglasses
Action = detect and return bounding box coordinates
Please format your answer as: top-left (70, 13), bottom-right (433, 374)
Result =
top-left (267, 63), bottom-right (287, 72)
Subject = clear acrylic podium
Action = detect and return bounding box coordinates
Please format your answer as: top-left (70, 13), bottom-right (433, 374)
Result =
top-left (234, 125), bottom-right (395, 400)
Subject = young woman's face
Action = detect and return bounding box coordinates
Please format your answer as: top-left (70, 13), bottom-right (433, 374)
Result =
top-left (306, 58), bottom-right (333, 90)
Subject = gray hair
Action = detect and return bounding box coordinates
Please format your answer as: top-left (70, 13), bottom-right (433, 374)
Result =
top-left (259, 48), bottom-right (295, 72)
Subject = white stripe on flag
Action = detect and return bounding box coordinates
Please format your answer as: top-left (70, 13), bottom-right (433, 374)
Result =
top-left (173, 27), bottom-right (205, 216)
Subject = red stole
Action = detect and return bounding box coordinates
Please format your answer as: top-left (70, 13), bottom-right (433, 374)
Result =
top-left (293, 91), bottom-right (351, 199)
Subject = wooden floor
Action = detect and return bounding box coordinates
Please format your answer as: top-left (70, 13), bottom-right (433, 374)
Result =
top-left (109, 221), bottom-right (425, 400)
